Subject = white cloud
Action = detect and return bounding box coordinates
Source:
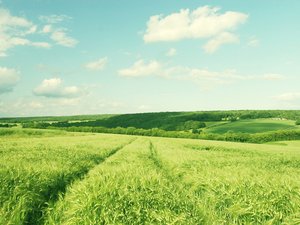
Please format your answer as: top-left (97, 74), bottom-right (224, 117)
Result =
top-left (50, 30), bottom-right (78, 47)
top-left (119, 58), bottom-right (285, 90)
top-left (166, 48), bottom-right (177, 57)
top-left (28, 101), bottom-right (44, 109)
top-left (118, 59), bottom-right (250, 82)
top-left (0, 67), bottom-right (20, 94)
top-left (144, 6), bottom-right (248, 52)
top-left (0, 8), bottom-right (52, 56)
top-left (33, 78), bottom-right (82, 98)
top-left (203, 32), bottom-right (239, 53)
top-left (39, 15), bottom-right (71, 24)
top-left (42, 24), bottom-right (52, 33)
top-left (39, 14), bottom-right (78, 47)
top-left (30, 42), bottom-right (51, 48)
top-left (0, 8), bottom-right (32, 28)
top-left (262, 73), bottom-right (285, 81)
top-left (0, 8), bottom-right (78, 56)
top-left (118, 60), bottom-right (161, 77)
top-left (85, 57), bottom-right (108, 71)
top-left (248, 36), bottom-right (259, 47)
top-left (162, 67), bottom-right (254, 90)
top-left (275, 93), bottom-right (300, 101)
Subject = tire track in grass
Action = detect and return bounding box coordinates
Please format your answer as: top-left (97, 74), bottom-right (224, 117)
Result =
top-left (148, 140), bottom-right (206, 224)
top-left (27, 138), bottom-right (137, 225)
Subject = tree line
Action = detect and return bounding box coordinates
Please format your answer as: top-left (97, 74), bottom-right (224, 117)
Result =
top-left (25, 125), bottom-right (300, 144)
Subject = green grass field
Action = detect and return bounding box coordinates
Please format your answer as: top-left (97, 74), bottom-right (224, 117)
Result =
top-left (1, 128), bottom-right (300, 224)
top-left (205, 119), bottom-right (298, 134)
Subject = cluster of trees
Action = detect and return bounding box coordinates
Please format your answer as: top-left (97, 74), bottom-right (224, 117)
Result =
top-left (0, 123), bottom-right (17, 128)
top-left (32, 125), bottom-right (300, 144)
top-left (24, 118), bottom-right (207, 132)
top-left (0, 114), bottom-right (112, 123)
top-left (22, 122), bottom-right (49, 129)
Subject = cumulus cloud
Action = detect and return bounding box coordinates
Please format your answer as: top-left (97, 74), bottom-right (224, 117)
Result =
top-left (0, 8), bottom-right (51, 56)
top-left (33, 78), bottom-right (82, 98)
top-left (166, 48), bottom-right (177, 57)
top-left (203, 32), bottom-right (239, 53)
top-left (118, 60), bottom-right (161, 77)
top-left (0, 67), bottom-right (20, 94)
top-left (143, 6), bottom-right (247, 52)
top-left (85, 57), bottom-right (108, 71)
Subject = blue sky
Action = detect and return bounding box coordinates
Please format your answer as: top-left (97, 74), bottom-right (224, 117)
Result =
top-left (0, 0), bottom-right (299, 116)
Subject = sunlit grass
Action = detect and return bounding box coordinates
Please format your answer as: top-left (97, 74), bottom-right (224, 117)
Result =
top-left (1, 129), bottom-right (300, 224)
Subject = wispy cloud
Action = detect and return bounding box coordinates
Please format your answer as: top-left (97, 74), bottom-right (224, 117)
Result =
top-left (119, 59), bottom-right (286, 89)
top-left (85, 57), bottom-right (108, 71)
top-left (166, 48), bottom-right (177, 57)
top-left (50, 29), bottom-right (78, 47)
top-left (203, 32), bottom-right (239, 53)
top-left (262, 73), bottom-right (285, 81)
top-left (118, 60), bottom-right (161, 77)
top-left (0, 67), bottom-right (20, 94)
top-left (248, 36), bottom-right (260, 47)
top-left (275, 92), bottom-right (300, 101)
top-left (39, 14), bottom-right (78, 47)
top-left (39, 14), bottom-right (71, 24)
top-left (0, 8), bottom-right (51, 56)
top-left (0, 8), bottom-right (79, 56)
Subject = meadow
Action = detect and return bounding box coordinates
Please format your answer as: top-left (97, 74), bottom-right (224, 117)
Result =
top-left (1, 128), bottom-right (300, 224)
top-left (205, 119), bottom-right (299, 134)
top-left (12, 110), bottom-right (300, 144)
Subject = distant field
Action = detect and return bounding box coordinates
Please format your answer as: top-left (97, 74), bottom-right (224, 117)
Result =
top-left (205, 119), bottom-right (298, 134)
top-left (1, 128), bottom-right (300, 224)
top-left (267, 140), bottom-right (300, 147)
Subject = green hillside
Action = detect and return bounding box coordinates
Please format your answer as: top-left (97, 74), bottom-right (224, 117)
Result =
top-left (1, 110), bottom-right (300, 144)
top-left (205, 119), bottom-right (298, 134)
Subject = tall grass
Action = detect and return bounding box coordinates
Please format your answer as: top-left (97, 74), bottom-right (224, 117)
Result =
top-left (152, 137), bottom-right (300, 224)
top-left (2, 129), bottom-right (300, 224)
top-left (45, 138), bottom-right (205, 224)
top-left (0, 132), bottom-right (132, 224)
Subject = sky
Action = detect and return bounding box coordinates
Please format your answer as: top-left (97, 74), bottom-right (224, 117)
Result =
top-left (0, 0), bottom-right (299, 117)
